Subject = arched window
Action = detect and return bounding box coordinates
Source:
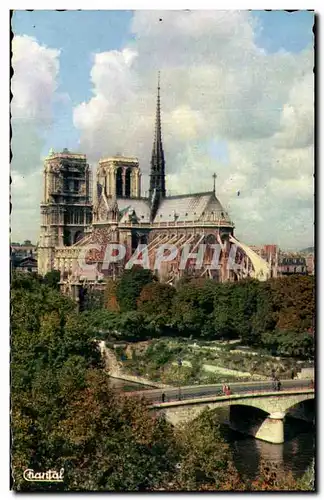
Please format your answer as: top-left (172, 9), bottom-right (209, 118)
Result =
top-left (63, 229), bottom-right (71, 246)
top-left (116, 168), bottom-right (123, 197)
top-left (125, 169), bottom-right (131, 197)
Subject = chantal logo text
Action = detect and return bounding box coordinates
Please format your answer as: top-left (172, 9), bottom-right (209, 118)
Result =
top-left (23, 468), bottom-right (64, 482)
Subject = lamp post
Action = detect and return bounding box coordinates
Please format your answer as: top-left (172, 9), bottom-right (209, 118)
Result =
top-left (177, 358), bottom-right (182, 400)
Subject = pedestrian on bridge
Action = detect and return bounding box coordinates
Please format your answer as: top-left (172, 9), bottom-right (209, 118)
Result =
top-left (162, 392), bottom-right (166, 403)
top-left (272, 376), bottom-right (277, 391)
top-left (277, 379), bottom-right (281, 391)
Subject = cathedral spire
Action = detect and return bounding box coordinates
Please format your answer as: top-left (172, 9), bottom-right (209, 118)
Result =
top-left (149, 71), bottom-right (166, 202)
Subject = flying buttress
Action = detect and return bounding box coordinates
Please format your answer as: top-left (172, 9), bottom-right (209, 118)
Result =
top-left (229, 235), bottom-right (271, 281)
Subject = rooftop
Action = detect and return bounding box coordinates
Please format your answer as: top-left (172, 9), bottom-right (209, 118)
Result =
top-left (99, 156), bottom-right (139, 164)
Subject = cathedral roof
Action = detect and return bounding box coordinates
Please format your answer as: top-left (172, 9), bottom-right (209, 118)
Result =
top-left (152, 191), bottom-right (230, 223)
top-left (117, 198), bottom-right (151, 223)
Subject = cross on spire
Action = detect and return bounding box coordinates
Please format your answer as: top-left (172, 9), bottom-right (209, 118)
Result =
top-left (213, 173), bottom-right (217, 194)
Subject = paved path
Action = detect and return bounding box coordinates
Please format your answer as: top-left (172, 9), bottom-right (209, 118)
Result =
top-left (126, 379), bottom-right (313, 404)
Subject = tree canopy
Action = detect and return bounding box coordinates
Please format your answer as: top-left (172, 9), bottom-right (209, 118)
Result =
top-left (78, 272), bottom-right (315, 358)
top-left (116, 266), bottom-right (156, 312)
top-left (11, 271), bottom-right (314, 491)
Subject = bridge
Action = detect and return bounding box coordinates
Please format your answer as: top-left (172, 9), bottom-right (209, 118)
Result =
top-left (126, 380), bottom-right (315, 444)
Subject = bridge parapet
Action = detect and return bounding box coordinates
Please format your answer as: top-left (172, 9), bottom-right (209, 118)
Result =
top-left (151, 389), bottom-right (314, 443)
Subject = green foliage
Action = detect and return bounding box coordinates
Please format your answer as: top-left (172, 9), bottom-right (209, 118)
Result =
top-left (172, 410), bottom-right (234, 490)
top-left (11, 271), bottom-right (313, 492)
top-left (116, 266), bottom-right (156, 312)
top-left (11, 274), bottom-right (104, 490)
top-left (104, 278), bottom-right (120, 311)
top-left (43, 269), bottom-right (61, 290)
top-left (11, 270), bottom-right (43, 291)
top-left (99, 272), bottom-right (315, 359)
top-left (171, 282), bottom-right (212, 336)
top-left (85, 272), bottom-right (314, 359)
top-left (144, 340), bottom-right (174, 367)
top-left (81, 288), bottom-right (104, 311)
top-left (82, 309), bottom-right (120, 339)
top-left (213, 283), bottom-right (236, 340)
top-left (137, 282), bottom-right (176, 320)
top-left (115, 311), bottom-right (150, 340)
top-left (57, 371), bottom-right (178, 491)
top-left (261, 330), bottom-right (314, 359)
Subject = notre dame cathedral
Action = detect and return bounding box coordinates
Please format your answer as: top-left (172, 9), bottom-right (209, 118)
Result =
top-left (38, 79), bottom-right (271, 294)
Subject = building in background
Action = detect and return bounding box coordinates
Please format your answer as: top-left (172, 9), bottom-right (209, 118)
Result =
top-left (277, 254), bottom-right (308, 276)
top-left (305, 253), bottom-right (315, 275)
top-left (11, 240), bottom-right (38, 273)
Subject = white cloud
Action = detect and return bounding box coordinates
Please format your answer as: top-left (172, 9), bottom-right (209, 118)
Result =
top-left (11, 35), bottom-right (60, 124)
top-left (72, 11), bottom-right (314, 249)
top-left (273, 73), bottom-right (314, 149)
top-left (11, 170), bottom-right (42, 243)
top-left (11, 13), bottom-right (314, 250)
top-left (11, 35), bottom-right (61, 242)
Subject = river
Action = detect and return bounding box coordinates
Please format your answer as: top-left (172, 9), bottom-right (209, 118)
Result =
top-left (223, 419), bottom-right (315, 480)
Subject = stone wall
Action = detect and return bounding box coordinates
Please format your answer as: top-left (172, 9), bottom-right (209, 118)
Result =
top-left (297, 367), bottom-right (314, 380)
top-left (153, 391), bottom-right (314, 430)
top-left (98, 341), bottom-right (170, 388)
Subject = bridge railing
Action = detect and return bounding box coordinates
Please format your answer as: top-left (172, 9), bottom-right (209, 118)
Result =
top-left (122, 380), bottom-right (314, 405)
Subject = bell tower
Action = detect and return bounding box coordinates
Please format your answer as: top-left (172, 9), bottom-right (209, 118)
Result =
top-left (38, 148), bottom-right (92, 275)
top-left (96, 156), bottom-right (141, 199)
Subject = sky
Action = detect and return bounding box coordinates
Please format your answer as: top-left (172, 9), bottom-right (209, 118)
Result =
top-left (11, 10), bottom-right (314, 249)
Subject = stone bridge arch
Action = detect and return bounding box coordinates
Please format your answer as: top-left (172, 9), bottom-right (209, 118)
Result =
top-left (284, 397), bottom-right (315, 424)
top-left (152, 390), bottom-right (314, 444)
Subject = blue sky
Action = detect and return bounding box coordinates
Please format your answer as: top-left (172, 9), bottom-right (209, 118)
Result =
top-left (11, 10), bottom-right (314, 248)
top-left (12, 10), bottom-right (134, 152)
top-left (252, 10), bottom-right (314, 53)
top-left (12, 10), bottom-right (314, 157)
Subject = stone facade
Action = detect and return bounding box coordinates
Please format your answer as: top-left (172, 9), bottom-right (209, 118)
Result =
top-left (37, 149), bottom-right (92, 276)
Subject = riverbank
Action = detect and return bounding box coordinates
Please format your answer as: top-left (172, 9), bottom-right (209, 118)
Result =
top-left (99, 338), bottom-right (313, 387)
top-left (99, 341), bottom-right (171, 388)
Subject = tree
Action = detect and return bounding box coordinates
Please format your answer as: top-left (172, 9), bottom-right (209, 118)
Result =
top-left (115, 311), bottom-right (151, 341)
top-left (171, 283), bottom-right (207, 336)
top-left (230, 279), bottom-right (261, 344)
top-left (43, 270), bottom-right (61, 290)
top-left (137, 282), bottom-right (176, 320)
top-left (13, 367), bottom-right (178, 492)
top-left (80, 287), bottom-right (104, 311)
top-left (268, 276), bottom-right (315, 333)
top-left (11, 277), bottom-right (103, 491)
top-left (213, 283), bottom-right (237, 340)
top-left (116, 266), bottom-right (156, 312)
top-left (11, 270), bottom-right (43, 291)
top-left (261, 329), bottom-right (314, 359)
top-left (171, 410), bottom-right (235, 490)
top-left (81, 309), bottom-right (120, 339)
top-left (104, 278), bottom-right (120, 311)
